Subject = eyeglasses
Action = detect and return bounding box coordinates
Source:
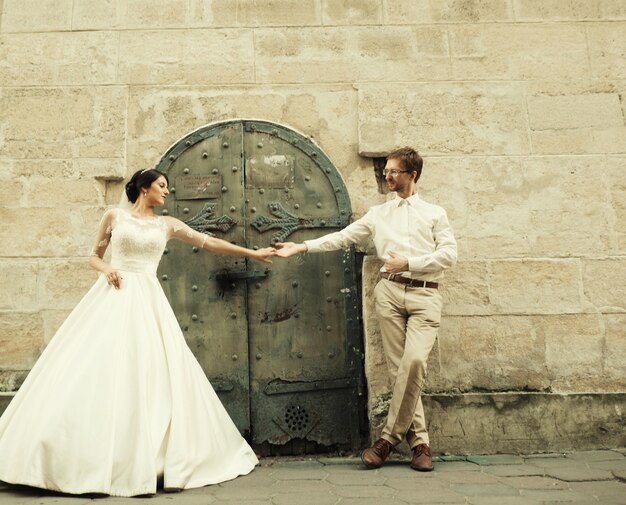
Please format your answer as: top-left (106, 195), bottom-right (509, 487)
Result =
top-left (382, 169), bottom-right (410, 177)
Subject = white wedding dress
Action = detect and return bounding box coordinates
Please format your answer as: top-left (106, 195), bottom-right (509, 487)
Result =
top-left (0, 208), bottom-right (257, 497)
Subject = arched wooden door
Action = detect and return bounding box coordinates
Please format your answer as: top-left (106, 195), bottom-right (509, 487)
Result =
top-left (155, 120), bottom-right (364, 454)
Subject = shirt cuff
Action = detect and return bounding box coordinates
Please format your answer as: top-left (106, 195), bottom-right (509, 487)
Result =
top-left (303, 239), bottom-right (319, 253)
top-left (408, 256), bottom-right (425, 272)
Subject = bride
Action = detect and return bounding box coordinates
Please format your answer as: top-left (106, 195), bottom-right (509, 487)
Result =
top-left (0, 168), bottom-right (275, 497)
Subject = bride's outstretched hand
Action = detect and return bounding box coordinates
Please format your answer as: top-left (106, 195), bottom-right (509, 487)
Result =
top-left (275, 242), bottom-right (307, 258)
top-left (251, 247), bottom-right (277, 264)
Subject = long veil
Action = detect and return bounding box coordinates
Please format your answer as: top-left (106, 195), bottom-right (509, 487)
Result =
top-left (118, 190), bottom-right (133, 210)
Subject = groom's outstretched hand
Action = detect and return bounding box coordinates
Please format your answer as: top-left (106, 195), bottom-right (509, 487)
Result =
top-left (275, 242), bottom-right (307, 258)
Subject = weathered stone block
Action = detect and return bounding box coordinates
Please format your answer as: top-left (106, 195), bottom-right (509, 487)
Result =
top-left (449, 24), bottom-right (588, 80)
top-left (73, 158), bottom-right (127, 181)
top-left (430, 392), bottom-right (626, 454)
top-left (437, 316), bottom-right (548, 391)
top-left (6, 159), bottom-right (75, 178)
top-left (425, 335), bottom-right (444, 391)
top-left (128, 91), bottom-right (271, 162)
top-left (0, 178), bottom-right (24, 207)
top-left (582, 258), bottom-right (626, 312)
top-left (343, 165), bottom-right (386, 219)
top-left (0, 260), bottom-right (39, 310)
top-left (118, 30), bottom-right (254, 85)
top-left (0, 312), bottom-right (44, 369)
top-left (531, 126), bottom-right (626, 155)
top-left (540, 314), bottom-right (605, 392)
top-left (358, 83), bottom-right (529, 157)
top-left (322, 0), bottom-right (382, 25)
top-left (527, 93), bottom-right (623, 131)
top-left (384, 0), bottom-right (513, 23)
top-left (0, 207), bottom-right (101, 257)
top-left (413, 157), bottom-right (466, 242)
top-left (588, 23), bottom-right (626, 79)
top-left (38, 259), bottom-right (98, 310)
top-left (255, 26), bottom-right (450, 84)
top-left (0, 32), bottom-right (117, 86)
top-left (605, 157), bottom-right (626, 252)
top-left (441, 261), bottom-right (490, 316)
top-left (104, 181), bottom-right (126, 206)
top-left (204, 0), bottom-right (320, 26)
top-left (74, 0), bottom-right (189, 30)
top-left (43, 310), bottom-right (72, 345)
top-left (527, 92), bottom-right (626, 154)
top-left (1, 0), bottom-right (72, 33)
top-left (489, 260), bottom-right (582, 314)
top-left (71, 0), bottom-right (120, 30)
top-left (603, 314), bottom-right (626, 385)
top-left (514, 0), bottom-right (626, 20)
top-left (421, 156), bottom-right (612, 259)
top-left (0, 87), bottom-right (126, 159)
top-left (24, 178), bottom-right (104, 207)
top-left (526, 80), bottom-right (623, 96)
top-left (122, 0), bottom-right (188, 29)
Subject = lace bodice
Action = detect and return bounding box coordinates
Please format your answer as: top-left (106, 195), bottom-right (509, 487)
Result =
top-left (90, 209), bottom-right (209, 275)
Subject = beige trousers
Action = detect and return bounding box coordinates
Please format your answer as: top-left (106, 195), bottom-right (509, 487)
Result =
top-left (374, 278), bottom-right (443, 448)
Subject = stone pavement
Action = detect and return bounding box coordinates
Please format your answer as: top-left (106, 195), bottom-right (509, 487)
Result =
top-left (1, 449), bottom-right (625, 505)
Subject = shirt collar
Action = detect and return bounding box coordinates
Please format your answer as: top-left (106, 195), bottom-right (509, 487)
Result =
top-left (393, 192), bottom-right (420, 207)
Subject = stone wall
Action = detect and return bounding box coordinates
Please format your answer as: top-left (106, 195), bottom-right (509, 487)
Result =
top-left (1, 0), bottom-right (625, 452)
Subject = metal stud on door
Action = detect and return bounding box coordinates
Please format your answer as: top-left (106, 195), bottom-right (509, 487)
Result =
top-left (156, 122), bottom-right (252, 433)
top-left (244, 121), bottom-right (363, 452)
top-left (156, 120), bottom-right (365, 454)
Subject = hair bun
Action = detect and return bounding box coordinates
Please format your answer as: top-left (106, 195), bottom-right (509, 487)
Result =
top-left (124, 168), bottom-right (169, 203)
top-left (125, 175), bottom-right (140, 203)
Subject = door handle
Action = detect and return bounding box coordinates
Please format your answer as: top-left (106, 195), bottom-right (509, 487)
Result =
top-left (215, 268), bottom-right (271, 283)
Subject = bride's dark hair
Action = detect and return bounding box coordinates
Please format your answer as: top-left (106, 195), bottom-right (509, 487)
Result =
top-left (125, 169), bottom-right (169, 203)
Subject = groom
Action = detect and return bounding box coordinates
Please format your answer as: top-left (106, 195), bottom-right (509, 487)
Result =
top-left (276, 147), bottom-right (456, 471)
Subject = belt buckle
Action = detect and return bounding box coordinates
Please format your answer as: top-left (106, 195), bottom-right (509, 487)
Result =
top-left (387, 272), bottom-right (398, 282)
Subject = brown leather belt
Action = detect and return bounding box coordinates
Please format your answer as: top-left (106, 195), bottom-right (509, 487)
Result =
top-left (381, 272), bottom-right (438, 289)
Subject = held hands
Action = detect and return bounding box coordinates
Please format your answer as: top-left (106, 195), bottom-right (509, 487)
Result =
top-left (275, 242), bottom-right (307, 258)
top-left (251, 247), bottom-right (277, 264)
top-left (384, 251), bottom-right (409, 273)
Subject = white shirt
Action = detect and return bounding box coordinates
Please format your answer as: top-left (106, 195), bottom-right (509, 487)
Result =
top-left (304, 193), bottom-right (457, 282)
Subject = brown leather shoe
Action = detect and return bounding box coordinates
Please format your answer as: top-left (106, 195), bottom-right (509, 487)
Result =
top-left (410, 443), bottom-right (434, 471)
top-left (361, 438), bottom-right (394, 469)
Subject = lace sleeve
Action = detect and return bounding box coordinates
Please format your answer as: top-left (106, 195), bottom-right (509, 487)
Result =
top-left (164, 216), bottom-right (209, 248)
top-left (89, 209), bottom-right (116, 258)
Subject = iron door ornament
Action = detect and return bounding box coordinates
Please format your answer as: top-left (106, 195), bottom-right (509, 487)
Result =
top-left (156, 122), bottom-right (252, 432)
top-left (155, 120), bottom-right (364, 453)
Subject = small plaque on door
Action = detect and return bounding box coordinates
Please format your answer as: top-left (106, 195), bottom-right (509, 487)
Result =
top-left (175, 175), bottom-right (222, 200)
top-left (246, 154), bottom-right (295, 189)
